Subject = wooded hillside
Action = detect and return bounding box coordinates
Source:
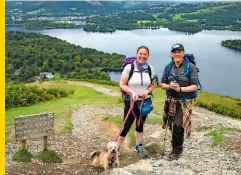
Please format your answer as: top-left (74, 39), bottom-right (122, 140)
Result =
top-left (5, 32), bottom-right (125, 83)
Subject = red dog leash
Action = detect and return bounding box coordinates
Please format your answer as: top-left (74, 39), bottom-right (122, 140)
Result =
top-left (114, 98), bottom-right (144, 142)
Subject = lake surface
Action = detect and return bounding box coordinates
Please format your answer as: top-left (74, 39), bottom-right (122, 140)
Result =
top-left (7, 27), bottom-right (241, 99)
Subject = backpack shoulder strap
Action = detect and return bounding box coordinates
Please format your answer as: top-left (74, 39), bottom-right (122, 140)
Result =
top-left (165, 61), bottom-right (174, 78)
top-left (128, 63), bottom-right (135, 82)
top-left (147, 64), bottom-right (152, 80)
top-left (184, 58), bottom-right (190, 79)
top-left (148, 64), bottom-right (159, 85)
top-left (184, 59), bottom-right (202, 90)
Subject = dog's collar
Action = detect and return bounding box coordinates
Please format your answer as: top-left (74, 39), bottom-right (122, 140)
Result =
top-left (108, 153), bottom-right (116, 167)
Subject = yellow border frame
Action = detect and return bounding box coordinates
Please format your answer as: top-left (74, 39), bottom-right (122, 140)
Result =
top-left (1, 0), bottom-right (5, 173)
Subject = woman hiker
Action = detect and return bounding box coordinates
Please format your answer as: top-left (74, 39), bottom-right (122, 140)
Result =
top-left (117, 45), bottom-right (157, 157)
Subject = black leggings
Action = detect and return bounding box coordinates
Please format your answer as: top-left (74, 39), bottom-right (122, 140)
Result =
top-left (120, 100), bottom-right (148, 137)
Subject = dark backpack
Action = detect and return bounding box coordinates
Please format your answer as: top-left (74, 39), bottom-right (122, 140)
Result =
top-left (165, 54), bottom-right (202, 100)
top-left (121, 56), bottom-right (158, 98)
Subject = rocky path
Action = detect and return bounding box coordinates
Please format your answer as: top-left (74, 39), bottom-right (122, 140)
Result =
top-left (5, 83), bottom-right (241, 175)
top-left (110, 107), bottom-right (241, 175)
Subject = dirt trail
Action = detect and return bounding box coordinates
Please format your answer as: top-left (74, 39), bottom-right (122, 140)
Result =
top-left (66, 81), bottom-right (120, 96)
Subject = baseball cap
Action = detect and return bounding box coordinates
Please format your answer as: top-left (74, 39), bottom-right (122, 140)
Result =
top-left (171, 43), bottom-right (184, 52)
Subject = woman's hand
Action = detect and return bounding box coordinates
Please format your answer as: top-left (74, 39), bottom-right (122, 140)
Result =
top-left (131, 92), bottom-right (139, 101)
top-left (139, 89), bottom-right (150, 99)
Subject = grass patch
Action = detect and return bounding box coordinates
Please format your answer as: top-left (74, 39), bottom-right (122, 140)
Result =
top-left (102, 115), bottom-right (122, 127)
top-left (12, 149), bottom-right (34, 162)
top-left (190, 4), bottom-right (232, 15)
top-left (172, 14), bottom-right (183, 21)
top-left (146, 116), bottom-right (162, 124)
top-left (208, 130), bottom-right (224, 147)
top-left (35, 149), bottom-right (62, 163)
top-left (194, 91), bottom-right (241, 119)
top-left (207, 124), bottom-right (241, 147)
top-left (62, 116), bottom-right (73, 134)
top-left (102, 115), bottom-right (136, 145)
top-left (137, 20), bottom-right (151, 25)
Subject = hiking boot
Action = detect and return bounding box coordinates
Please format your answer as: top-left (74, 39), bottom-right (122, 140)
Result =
top-left (134, 145), bottom-right (148, 157)
top-left (170, 149), bottom-right (183, 160)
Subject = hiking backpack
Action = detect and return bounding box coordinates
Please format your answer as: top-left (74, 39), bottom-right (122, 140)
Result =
top-left (165, 53), bottom-right (202, 100)
top-left (121, 56), bottom-right (158, 98)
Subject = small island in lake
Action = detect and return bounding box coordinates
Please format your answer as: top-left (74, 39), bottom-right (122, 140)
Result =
top-left (221, 39), bottom-right (241, 51)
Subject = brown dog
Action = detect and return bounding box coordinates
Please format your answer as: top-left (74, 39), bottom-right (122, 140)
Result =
top-left (91, 141), bottom-right (120, 170)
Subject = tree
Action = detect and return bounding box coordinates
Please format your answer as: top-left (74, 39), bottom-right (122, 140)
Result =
top-left (82, 59), bottom-right (93, 68)
top-left (42, 60), bottom-right (49, 72)
top-left (74, 62), bottom-right (81, 70)
top-left (74, 56), bottom-right (81, 63)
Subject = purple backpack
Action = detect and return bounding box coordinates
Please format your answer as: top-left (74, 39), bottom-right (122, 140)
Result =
top-left (122, 57), bottom-right (137, 68)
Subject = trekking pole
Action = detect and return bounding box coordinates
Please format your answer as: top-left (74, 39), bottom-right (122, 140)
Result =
top-left (169, 116), bottom-right (174, 160)
top-left (115, 99), bottom-right (135, 142)
top-left (162, 123), bottom-right (168, 156)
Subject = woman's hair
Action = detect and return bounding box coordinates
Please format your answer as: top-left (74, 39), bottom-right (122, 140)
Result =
top-left (137, 45), bottom-right (149, 55)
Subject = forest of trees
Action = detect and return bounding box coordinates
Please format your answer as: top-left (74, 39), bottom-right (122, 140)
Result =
top-left (221, 39), bottom-right (241, 51)
top-left (5, 32), bottom-right (125, 83)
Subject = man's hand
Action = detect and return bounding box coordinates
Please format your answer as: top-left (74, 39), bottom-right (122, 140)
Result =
top-left (169, 82), bottom-right (181, 92)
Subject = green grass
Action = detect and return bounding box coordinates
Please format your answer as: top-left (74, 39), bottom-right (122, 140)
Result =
top-left (173, 14), bottom-right (184, 21)
top-left (103, 115), bottom-right (136, 145)
top-left (12, 149), bottom-right (34, 162)
top-left (146, 117), bottom-right (162, 124)
top-left (208, 130), bottom-right (224, 147)
top-left (186, 20), bottom-right (199, 23)
top-left (207, 124), bottom-right (241, 147)
top-left (54, 21), bottom-right (73, 24)
top-left (191, 5), bottom-right (232, 15)
top-left (62, 115), bottom-right (73, 134)
top-left (172, 4), bottom-right (232, 22)
top-left (137, 20), bottom-right (151, 24)
top-left (194, 91), bottom-right (241, 119)
top-left (5, 81), bottom-right (119, 141)
top-left (35, 149), bottom-right (62, 163)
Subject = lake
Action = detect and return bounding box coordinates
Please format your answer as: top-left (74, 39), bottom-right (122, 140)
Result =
top-left (7, 27), bottom-right (241, 99)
